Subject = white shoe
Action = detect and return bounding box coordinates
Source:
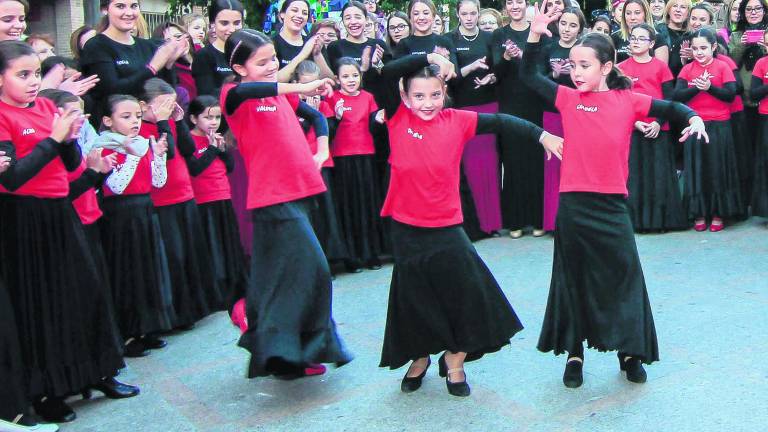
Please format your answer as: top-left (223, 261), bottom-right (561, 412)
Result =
top-left (0, 416), bottom-right (59, 432)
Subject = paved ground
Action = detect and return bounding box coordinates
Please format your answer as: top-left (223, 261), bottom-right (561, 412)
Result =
top-left (63, 218), bottom-right (768, 432)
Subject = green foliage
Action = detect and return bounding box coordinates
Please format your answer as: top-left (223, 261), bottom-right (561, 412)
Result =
top-left (166, 0), bottom-right (269, 29)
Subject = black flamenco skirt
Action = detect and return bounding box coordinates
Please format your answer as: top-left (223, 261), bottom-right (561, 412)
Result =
top-left (537, 193), bottom-right (659, 363)
top-left (238, 199), bottom-right (353, 378)
top-left (626, 130), bottom-right (687, 231)
top-left (499, 106), bottom-right (544, 230)
top-left (460, 166), bottom-right (487, 242)
top-left (155, 199), bottom-right (218, 326)
top-left (309, 168), bottom-right (348, 262)
top-left (683, 120), bottom-right (743, 219)
top-left (0, 279), bottom-right (27, 419)
top-left (101, 194), bottom-right (175, 338)
top-left (198, 199), bottom-right (249, 312)
top-left (753, 115), bottom-right (768, 217)
top-left (333, 155), bottom-right (384, 265)
top-left (380, 220), bottom-right (524, 370)
top-left (1, 196), bottom-right (125, 398)
top-left (731, 110), bottom-right (753, 215)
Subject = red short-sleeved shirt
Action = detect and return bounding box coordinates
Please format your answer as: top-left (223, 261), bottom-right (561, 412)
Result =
top-left (718, 55), bottom-right (744, 112)
top-left (752, 56), bottom-right (768, 114)
top-left (221, 84), bottom-right (325, 209)
top-left (381, 106), bottom-right (478, 227)
top-left (305, 100), bottom-right (335, 168)
top-left (618, 57), bottom-right (674, 129)
top-left (189, 134), bottom-right (231, 204)
top-left (555, 86), bottom-right (652, 195)
top-left (141, 121), bottom-right (195, 207)
top-left (102, 150), bottom-right (154, 197)
top-left (69, 159), bottom-right (103, 225)
top-left (0, 98), bottom-right (69, 198)
top-left (326, 91), bottom-right (378, 157)
top-left (677, 58), bottom-right (736, 121)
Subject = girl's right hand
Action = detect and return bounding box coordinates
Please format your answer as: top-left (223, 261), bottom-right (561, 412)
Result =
top-left (426, 52), bottom-right (456, 81)
top-left (150, 41), bottom-right (176, 71)
top-left (0, 151), bottom-right (10, 175)
top-left (530, 2), bottom-right (560, 37)
top-left (468, 56), bottom-right (489, 74)
top-left (299, 36), bottom-right (320, 61)
top-left (151, 96), bottom-right (175, 121)
top-left (49, 106), bottom-right (82, 143)
top-left (151, 133), bottom-right (169, 156)
top-left (334, 98), bottom-right (346, 120)
top-left (86, 148), bottom-right (118, 173)
top-left (208, 131), bottom-right (225, 149)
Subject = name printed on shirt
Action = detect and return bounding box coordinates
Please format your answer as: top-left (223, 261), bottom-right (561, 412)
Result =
top-left (457, 47), bottom-right (470, 51)
top-left (576, 103), bottom-right (599, 113)
top-left (21, 128), bottom-right (35, 136)
top-left (256, 105), bottom-right (278, 112)
top-left (116, 60), bottom-right (129, 65)
top-left (216, 66), bottom-right (232, 72)
top-left (407, 127), bottom-right (423, 140)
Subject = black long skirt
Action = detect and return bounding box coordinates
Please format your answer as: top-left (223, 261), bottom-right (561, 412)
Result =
top-left (499, 107), bottom-right (544, 231)
top-left (460, 166), bottom-right (487, 242)
top-left (309, 168), bottom-right (348, 262)
top-left (198, 199), bottom-right (249, 312)
top-left (101, 194), bottom-right (175, 338)
top-left (156, 199), bottom-right (219, 325)
top-left (238, 199), bottom-right (353, 378)
top-left (1, 196), bottom-right (125, 398)
top-left (627, 130), bottom-right (687, 231)
top-left (333, 155), bottom-right (384, 264)
top-left (380, 220), bottom-right (524, 369)
top-left (0, 278), bottom-right (27, 419)
top-left (731, 110), bottom-right (753, 215)
top-left (683, 120), bottom-right (743, 219)
top-left (537, 193), bottom-right (659, 363)
top-left (751, 114), bottom-right (768, 217)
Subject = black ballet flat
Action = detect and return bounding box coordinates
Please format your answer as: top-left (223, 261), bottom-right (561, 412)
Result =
top-left (34, 397), bottom-right (76, 423)
top-left (91, 377), bottom-right (140, 399)
top-left (563, 357), bottom-right (584, 388)
top-left (124, 338), bottom-right (150, 358)
top-left (438, 354), bottom-right (471, 397)
top-left (141, 334), bottom-right (167, 350)
top-left (618, 353), bottom-right (647, 383)
top-left (400, 358), bottom-right (431, 393)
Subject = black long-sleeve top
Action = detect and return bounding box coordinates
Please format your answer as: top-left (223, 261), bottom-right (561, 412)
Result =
top-left (0, 138), bottom-right (68, 191)
top-left (673, 78), bottom-right (737, 103)
top-left (69, 168), bottom-right (106, 200)
top-left (192, 44), bottom-right (234, 97)
top-left (446, 29), bottom-right (497, 107)
top-left (490, 25), bottom-right (545, 116)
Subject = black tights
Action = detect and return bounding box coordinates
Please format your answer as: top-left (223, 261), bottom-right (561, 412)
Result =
top-left (568, 342), bottom-right (584, 359)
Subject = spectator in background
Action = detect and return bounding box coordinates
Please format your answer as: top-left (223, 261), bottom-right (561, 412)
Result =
top-left (27, 33), bottom-right (56, 60)
top-left (386, 11), bottom-right (411, 47)
top-left (181, 13), bottom-right (207, 50)
top-left (311, 18), bottom-right (341, 47)
top-left (479, 8), bottom-right (503, 31)
top-left (364, 0), bottom-right (387, 37)
top-left (0, 0), bottom-right (26, 41)
top-left (433, 14), bottom-right (445, 34)
top-left (70, 25), bottom-right (97, 61)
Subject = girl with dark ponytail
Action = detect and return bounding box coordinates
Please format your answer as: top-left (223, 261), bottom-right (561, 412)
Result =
top-left (523, 4), bottom-right (707, 389)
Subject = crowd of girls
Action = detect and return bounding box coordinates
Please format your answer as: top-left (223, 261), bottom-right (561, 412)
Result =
top-left (0, 0), bottom-right (766, 429)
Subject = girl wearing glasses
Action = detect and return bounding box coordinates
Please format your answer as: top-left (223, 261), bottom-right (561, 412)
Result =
top-left (618, 23), bottom-right (687, 232)
top-left (386, 12), bottom-right (411, 48)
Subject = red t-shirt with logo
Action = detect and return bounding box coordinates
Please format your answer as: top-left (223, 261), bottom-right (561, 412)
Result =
top-left (618, 57), bottom-right (674, 130)
top-left (752, 56), bottom-right (768, 114)
top-left (677, 58), bottom-right (736, 121)
top-left (69, 159), bottom-right (103, 225)
top-left (555, 86), bottom-right (652, 195)
top-left (0, 98), bottom-right (69, 198)
top-left (102, 150), bottom-right (154, 197)
top-left (189, 134), bottom-right (231, 204)
top-left (141, 120), bottom-right (195, 207)
top-left (326, 90), bottom-right (378, 157)
top-left (221, 84), bottom-right (325, 209)
top-left (304, 100), bottom-right (335, 168)
top-left (381, 105), bottom-right (478, 227)
top-left (717, 54), bottom-right (744, 112)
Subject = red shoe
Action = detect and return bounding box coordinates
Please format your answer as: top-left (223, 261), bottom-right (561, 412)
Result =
top-left (710, 218), bottom-right (724, 232)
top-left (303, 364), bottom-right (327, 376)
top-left (693, 219), bottom-right (707, 232)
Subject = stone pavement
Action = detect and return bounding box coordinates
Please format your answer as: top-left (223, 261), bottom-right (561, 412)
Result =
top-left (64, 219), bottom-right (768, 432)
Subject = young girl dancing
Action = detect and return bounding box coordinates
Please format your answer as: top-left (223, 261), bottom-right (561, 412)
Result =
top-left (377, 49), bottom-right (563, 397)
top-left (221, 29), bottom-right (352, 378)
top-left (675, 27), bottom-right (743, 232)
top-left (326, 57), bottom-right (385, 272)
top-left (524, 4), bottom-right (707, 388)
top-left (617, 24), bottom-right (687, 232)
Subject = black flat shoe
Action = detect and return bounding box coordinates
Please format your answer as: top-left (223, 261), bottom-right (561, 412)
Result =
top-left (400, 358), bottom-right (431, 393)
top-left (563, 358), bottom-right (584, 388)
top-left (124, 338), bottom-right (150, 358)
top-left (34, 397), bottom-right (76, 424)
top-left (91, 377), bottom-right (140, 399)
top-left (141, 334), bottom-right (167, 350)
top-left (438, 354), bottom-right (470, 397)
top-left (618, 353), bottom-right (647, 383)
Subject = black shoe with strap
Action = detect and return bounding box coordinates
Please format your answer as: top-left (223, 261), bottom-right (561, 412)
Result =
top-left (618, 353), bottom-right (647, 383)
top-left (438, 353), bottom-right (470, 397)
top-left (563, 357), bottom-right (584, 388)
top-left (34, 397), bottom-right (76, 424)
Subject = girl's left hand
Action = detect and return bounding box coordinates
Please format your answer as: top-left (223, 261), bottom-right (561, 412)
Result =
top-left (530, 2), bottom-right (561, 38)
top-left (151, 96), bottom-right (175, 121)
top-left (374, 109), bottom-right (386, 124)
top-left (172, 102), bottom-right (185, 121)
top-left (0, 151), bottom-right (10, 175)
top-left (151, 133), bottom-right (169, 156)
top-left (680, 116), bottom-right (709, 143)
top-left (334, 99), bottom-right (346, 120)
top-left (693, 76), bottom-right (711, 91)
top-left (86, 148), bottom-right (118, 173)
top-left (644, 121), bottom-right (661, 139)
top-left (540, 132), bottom-right (563, 160)
top-left (473, 73), bottom-right (495, 88)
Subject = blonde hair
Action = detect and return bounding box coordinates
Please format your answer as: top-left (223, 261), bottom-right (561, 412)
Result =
top-left (663, 0), bottom-right (693, 26)
top-left (479, 8), bottom-right (504, 26)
